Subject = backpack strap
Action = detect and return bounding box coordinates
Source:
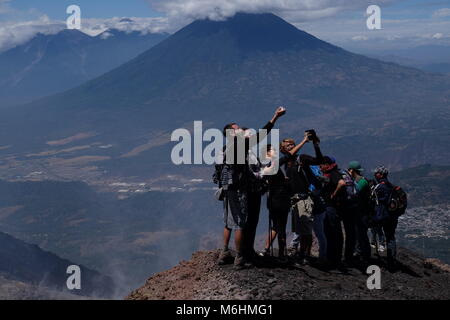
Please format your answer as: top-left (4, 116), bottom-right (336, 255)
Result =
top-left (279, 160), bottom-right (288, 178)
top-left (372, 183), bottom-right (383, 206)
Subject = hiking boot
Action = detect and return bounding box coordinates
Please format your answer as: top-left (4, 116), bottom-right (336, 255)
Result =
top-left (315, 257), bottom-right (331, 269)
top-left (342, 259), bottom-right (355, 268)
top-left (217, 249), bottom-right (233, 265)
top-left (277, 257), bottom-right (289, 266)
top-left (296, 256), bottom-right (306, 266)
top-left (246, 249), bottom-right (260, 261)
top-left (233, 253), bottom-right (246, 270)
top-left (258, 248), bottom-right (270, 258)
top-left (287, 246), bottom-right (298, 257)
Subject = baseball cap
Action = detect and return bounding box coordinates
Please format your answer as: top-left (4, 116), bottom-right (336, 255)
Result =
top-left (348, 161), bottom-right (364, 173)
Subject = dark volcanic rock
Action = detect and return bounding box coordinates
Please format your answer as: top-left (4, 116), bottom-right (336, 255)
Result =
top-left (127, 248), bottom-right (450, 300)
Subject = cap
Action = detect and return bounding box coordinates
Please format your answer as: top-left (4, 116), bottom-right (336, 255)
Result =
top-left (348, 161), bottom-right (364, 173)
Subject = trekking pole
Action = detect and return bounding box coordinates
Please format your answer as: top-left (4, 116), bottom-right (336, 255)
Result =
top-left (268, 212), bottom-right (273, 257)
top-left (375, 235), bottom-right (380, 257)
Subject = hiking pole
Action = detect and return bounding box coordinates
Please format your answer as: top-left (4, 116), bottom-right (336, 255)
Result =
top-left (268, 212), bottom-right (272, 257)
top-left (269, 210), bottom-right (275, 258)
top-left (375, 235), bottom-right (380, 257)
top-left (373, 227), bottom-right (380, 257)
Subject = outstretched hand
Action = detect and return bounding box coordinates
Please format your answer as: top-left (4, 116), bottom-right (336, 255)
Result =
top-left (275, 106), bottom-right (286, 118)
top-left (270, 106), bottom-right (286, 123)
top-left (303, 132), bottom-right (311, 143)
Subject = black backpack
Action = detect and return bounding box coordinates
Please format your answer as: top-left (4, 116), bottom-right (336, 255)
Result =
top-left (388, 185), bottom-right (408, 217)
top-left (340, 170), bottom-right (358, 205)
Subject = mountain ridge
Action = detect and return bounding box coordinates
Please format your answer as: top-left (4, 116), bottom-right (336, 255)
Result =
top-left (127, 249), bottom-right (450, 300)
top-left (0, 230), bottom-right (115, 298)
top-left (0, 28), bottom-right (168, 106)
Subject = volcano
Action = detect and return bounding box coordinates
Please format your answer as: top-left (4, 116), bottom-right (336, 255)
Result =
top-left (0, 29), bottom-right (168, 106)
top-left (1, 12), bottom-right (449, 180)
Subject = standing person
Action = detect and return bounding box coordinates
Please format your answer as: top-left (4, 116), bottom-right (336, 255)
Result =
top-left (347, 161), bottom-right (371, 264)
top-left (242, 128), bottom-right (266, 262)
top-left (260, 144), bottom-right (292, 261)
top-left (320, 156), bottom-right (345, 267)
top-left (285, 133), bottom-right (326, 264)
top-left (331, 164), bottom-right (359, 265)
top-left (215, 107), bottom-right (286, 269)
top-left (370, 226), bottom-right (386, 253)
top-left (372, 166), bottom-right (399, 269)
top-left (278, 137), bottom-right (309, 254)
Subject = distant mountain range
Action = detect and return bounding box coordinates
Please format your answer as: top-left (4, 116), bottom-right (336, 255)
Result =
top-left (0, 179), bottom-right (220, 291)
top-left (1, 12), bottom-right (449, 299)
top-left (363, 45), bottom-right (450, 75)
top-left (0, 164), bottom-right (448, 293)
top-left (0, 12), bottom-right (449, 185)
top-left (0, 230), bottom-right (114, 298)
top-left (0, 29), bottom-right (168, 106)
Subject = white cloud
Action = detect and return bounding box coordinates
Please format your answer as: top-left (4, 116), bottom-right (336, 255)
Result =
top-left (1, 0), bottom-right (449, 53)
top-left (0, 16), bottom-right (169, 52)
top-left (0, 15), bottom-right (64, 52)
top-left (80, 17), bottom-right (169, 37)
top-left (432, 8), bottom-right (450, 19)
top-left (351, 35), bottom-right (368, 41)
top-left (148, 0), bottom-right (398, 30)
top-left (294, 15), bottom-right (450, 52)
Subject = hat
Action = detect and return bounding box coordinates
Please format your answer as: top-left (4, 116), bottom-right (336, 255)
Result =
top-left (348, 161), bottom-right (364, 173)
top-left (322, 156), bottom-right (336, 165)
top-left (373, 165), bottom-right (389, 176)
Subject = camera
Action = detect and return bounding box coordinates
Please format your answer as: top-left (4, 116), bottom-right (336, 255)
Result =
top-left (305, 129), bottom-right (320, 143)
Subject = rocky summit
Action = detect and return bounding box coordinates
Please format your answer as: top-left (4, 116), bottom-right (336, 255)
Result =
top-left (127, 248), bottom-right (450, 300)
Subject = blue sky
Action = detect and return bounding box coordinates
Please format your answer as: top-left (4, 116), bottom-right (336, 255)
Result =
top-left (0, 0), bottom-right (449, 52)
top-left (8, 0), bottom-right (159, 19)
top-left (5, 0), bottom-right (448, 20)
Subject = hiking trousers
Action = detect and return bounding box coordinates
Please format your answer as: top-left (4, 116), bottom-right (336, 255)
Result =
top-left (243, 191), bottom-right (262, 256)
top-left (340, 205), bottom-right (358, 261)
top-left (313, 210), bottom-right (327, 259)
top-left (381, 216), bottom-right (399, 260)
top-left (324, 206), bottom-right (343, 265)
top-left (370, 225), bottom-right (385, 246)
top-left (355, 212), bottom-right (371, 260)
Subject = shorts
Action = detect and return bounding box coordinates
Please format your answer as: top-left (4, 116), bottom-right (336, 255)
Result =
top-left (292, 200), bottom-right (313, 236)
top-left (223, 189), bottom-right (248, 230)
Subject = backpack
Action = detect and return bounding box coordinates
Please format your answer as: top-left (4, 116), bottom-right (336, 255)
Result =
top-left (388, 185), bottom-right (408, 217)
top-left (213, 164), bottom-right (223, 186)
top-left (340, 170), bottom-right (358, 204)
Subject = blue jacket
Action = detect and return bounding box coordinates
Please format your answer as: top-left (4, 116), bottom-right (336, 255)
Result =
top-left (373, 179), bottom-right (393, 221)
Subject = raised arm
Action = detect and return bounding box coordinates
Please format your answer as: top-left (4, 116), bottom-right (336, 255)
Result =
top-left (298, 137), bottom-right (324, 166)
top-left (287, 134), bottom-right (309, 156)
top-left (249, 107), bottom-right (286, 148)
top-left (312, 141), bottom-right (324, 163)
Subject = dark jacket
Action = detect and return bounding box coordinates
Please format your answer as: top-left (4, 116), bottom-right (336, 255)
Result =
top-left (286, 143), bottom-right (324, 196)
top-left (215, 121), bottom-right (274, 190)
top-left (373, 178), bottom-right (393, 222)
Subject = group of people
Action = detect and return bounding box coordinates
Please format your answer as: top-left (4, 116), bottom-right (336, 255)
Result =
top-left (213, 107), bottom-right (406, 270)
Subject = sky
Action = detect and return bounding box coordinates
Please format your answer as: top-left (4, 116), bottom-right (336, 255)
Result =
top-left (0, 0), bottom-right (449, 53)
